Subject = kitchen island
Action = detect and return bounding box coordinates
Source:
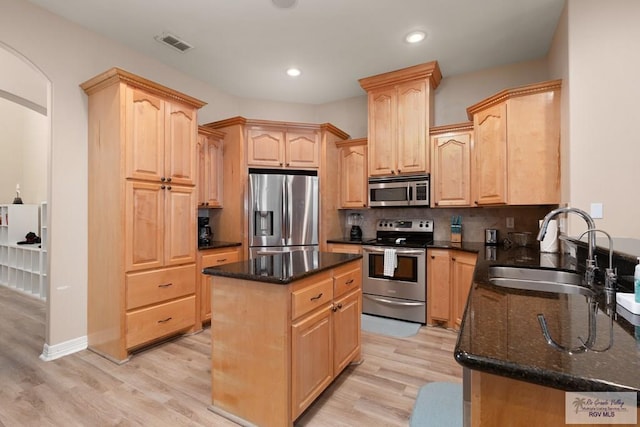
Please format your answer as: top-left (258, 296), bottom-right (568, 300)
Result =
top-left (203, 251), bottom-right (362, 427)
top-left (455, 244), bottom-right (640, 426)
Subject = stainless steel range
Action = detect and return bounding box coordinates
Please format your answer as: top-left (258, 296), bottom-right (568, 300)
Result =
top-left (361, 218), bottom-right (434, 324)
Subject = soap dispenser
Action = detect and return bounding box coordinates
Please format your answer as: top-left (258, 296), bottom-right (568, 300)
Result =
top-left (635, 257), bottom-right (640, 303)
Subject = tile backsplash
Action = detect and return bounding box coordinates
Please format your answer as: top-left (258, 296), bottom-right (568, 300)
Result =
top-left (339, 205), bottom-right (558, 243)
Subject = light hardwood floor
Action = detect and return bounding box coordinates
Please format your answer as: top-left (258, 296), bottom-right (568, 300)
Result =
top-left (0, 286), bottom-right (462, 426)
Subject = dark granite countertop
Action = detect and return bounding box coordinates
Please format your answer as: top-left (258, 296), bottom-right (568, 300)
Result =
top-left (198, 241), bottom-right (242, 251)
top-left (454, 244), bottom-right (640, 399)
top-left (203, 251), bottom-right (362, 284)
top-left (326, 237), bottom-right (375, 245)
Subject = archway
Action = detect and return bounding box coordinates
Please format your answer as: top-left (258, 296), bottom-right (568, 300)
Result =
top-left (0, 41), bottom-right (52, 358)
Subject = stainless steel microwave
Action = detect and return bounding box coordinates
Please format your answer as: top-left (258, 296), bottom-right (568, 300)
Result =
top-left (368, 175), bottom-right (430, 207)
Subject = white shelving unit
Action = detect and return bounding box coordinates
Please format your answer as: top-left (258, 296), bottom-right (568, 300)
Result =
top-left (0, 203), bottom-right (46, 300)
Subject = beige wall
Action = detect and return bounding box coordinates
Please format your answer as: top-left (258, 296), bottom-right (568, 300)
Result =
top-left (548, 0), bottom-right (640, 239)
top-left (0, 98), bottom-right (48, 205)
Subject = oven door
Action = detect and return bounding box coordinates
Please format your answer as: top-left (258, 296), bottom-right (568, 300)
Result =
top-left (362, 246), bottom-right (426, 301)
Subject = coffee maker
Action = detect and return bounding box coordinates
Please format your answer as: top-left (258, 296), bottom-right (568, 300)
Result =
top-left (198, 217), bottom-right (213, 247)
top-left (347, 213), bottom-right (363, 241)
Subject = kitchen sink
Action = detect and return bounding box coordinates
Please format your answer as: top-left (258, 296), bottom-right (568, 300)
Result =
top-left (488, 266), bottom-right (594, 297)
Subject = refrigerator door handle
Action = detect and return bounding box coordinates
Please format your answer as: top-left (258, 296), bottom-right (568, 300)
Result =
top-left (282, 177), bottom-right (289, 243)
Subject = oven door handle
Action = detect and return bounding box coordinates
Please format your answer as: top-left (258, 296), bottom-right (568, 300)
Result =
top-left (362, 246), bottom-right (424, 256)
top-left (363, 294), bottom-right (424, 307)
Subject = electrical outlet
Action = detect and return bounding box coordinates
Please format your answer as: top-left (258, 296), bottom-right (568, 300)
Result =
top-left (590, 203), bottom-right (603, 219)
top-left (506, 217), bottom-right (514, 229)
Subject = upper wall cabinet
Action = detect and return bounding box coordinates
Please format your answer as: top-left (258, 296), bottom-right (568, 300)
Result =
top-left (335, 138), bottom-right (368, 209)
top-left (197, 126), bottom-right (225, 208)
top-left (430, 123), bottom-right (473, 207)
top-left (247, 123), bottom-right (319, 169)
top-left (467, 80), bottom-right (561, 206)
top-left (359, 61), bottom-right (442, 177)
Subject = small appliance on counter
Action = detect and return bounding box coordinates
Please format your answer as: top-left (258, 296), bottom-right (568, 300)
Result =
top-left (485, 229), bottom-right (498, 246)
top-left (198, 217), bottom-right (213, 247)
top-left (347, 213), bottom-right (363, 241)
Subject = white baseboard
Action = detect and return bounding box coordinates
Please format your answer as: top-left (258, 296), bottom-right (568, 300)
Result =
top-left (39, 336), bottom-right (88, 361)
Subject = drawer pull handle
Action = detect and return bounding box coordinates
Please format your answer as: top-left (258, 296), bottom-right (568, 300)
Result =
top-left (217, 258), bottom-right (227, 263)
top-left (310, 293), bottom-right (323, 301)
top-left (157, 317), bottom-right (172, 324)
top-left (345, 279), bottom-right (354, 285)
top-left (158, 283), bottom-right (173, 288)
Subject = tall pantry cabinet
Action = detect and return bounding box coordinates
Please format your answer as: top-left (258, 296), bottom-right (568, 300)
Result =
top-left (81, 68), bottom-right (206, 363)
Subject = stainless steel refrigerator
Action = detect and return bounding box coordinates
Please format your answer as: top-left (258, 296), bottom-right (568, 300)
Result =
top-left (249, 169), bottom-right (318, 257)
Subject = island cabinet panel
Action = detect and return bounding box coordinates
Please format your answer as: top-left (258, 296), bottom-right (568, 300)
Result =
top-left (82, 67), bottom-right (205, 362)
top-left (291, 305), bottom-right (333, 419)
top-left (210, 259), bottom-right (362, 427)
top-left (469, 371), bottom-right (640, 427)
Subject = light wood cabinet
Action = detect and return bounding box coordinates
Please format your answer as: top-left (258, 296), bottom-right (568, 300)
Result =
top-left (427, 248), bottom-right (477, 330)
top-left (430, 123), bottom-right (473, 207)
top-left (247, 125), bottom-right (319, 169)
top-left (210, 259), bottom-right (362, 426)
top-left (197, 126), bottom-right (224, 208)
top-left (336, 138), bottom-right (368, 208)
top-left (203, 117), bottom-right (349, 253)
top-left (197, 246), bottom-right (241, 324)
top-left (451, 251), bottom-right (478, 329)
top-left (326, 243), bottom-right (363, 255)
top-left (82, 68), bottom-right (205, 362)
top-left (467, 80), bottom-right (561, 206)
top-left (359, 61), bottom-right (442, 177)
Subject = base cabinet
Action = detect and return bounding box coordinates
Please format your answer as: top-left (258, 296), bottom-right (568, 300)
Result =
top-left (197, 246), bottom-right (241, 325)
top-left (210, 259), bottom-right (362, 427)
top-left (326, 243), bottom-right (363, 255)
top-left (427, 249), bottom-right (477, 330)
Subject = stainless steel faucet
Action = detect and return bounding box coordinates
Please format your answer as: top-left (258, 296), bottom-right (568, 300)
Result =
top-left (537, 207), bottom-right (597, 286)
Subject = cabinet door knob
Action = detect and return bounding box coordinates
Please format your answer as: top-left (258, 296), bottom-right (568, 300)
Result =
top-left (431, 255), bottom-right (435, 259)
top-left (167, 177), bottom-right (172, 182)
top-left (161, 177), bottom-right (166, 182)
top-left (161, 185), bottom-right (166, 190)
top-left (167, 186), bottom-right (172, 190)
top-left (452, 257), bottom-right (456, 261)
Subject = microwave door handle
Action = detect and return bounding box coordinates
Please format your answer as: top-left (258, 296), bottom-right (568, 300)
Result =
top-left (408, 185), bottom-right (413, 205)
top-left (406, 184), bottom-right (411, 206)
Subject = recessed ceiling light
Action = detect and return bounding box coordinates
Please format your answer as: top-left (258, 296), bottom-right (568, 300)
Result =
top-left (272, 0), bottom-right (297, 8)
top-left (286, 68), bottom-right (301, 77)
top-left (405, 31), bottom-right (426, 44)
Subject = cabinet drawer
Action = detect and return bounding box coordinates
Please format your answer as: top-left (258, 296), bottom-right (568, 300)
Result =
top-left (126, 295), bottom-right (196, 349)
top-left (201, 249), bottom-right (240, 268)
top-left (292, 278), bottom-right (333, 320)
top-left (333, 266), bottom-right (362, 298)
top-left (126, 264), bottom-right (196, 310)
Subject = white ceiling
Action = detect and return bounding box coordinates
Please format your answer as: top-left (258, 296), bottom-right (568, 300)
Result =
top-left (27, 0), bottom-right (565, 105)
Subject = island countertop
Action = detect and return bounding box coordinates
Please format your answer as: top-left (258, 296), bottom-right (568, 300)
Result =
top-left (202, 250), bottom-right (362, 284)
top-left (454, 244), bottom-right (640, 398)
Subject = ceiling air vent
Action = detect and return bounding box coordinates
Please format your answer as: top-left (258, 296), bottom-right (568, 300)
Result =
top-left (154, 32), bottom-right (193, 53)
